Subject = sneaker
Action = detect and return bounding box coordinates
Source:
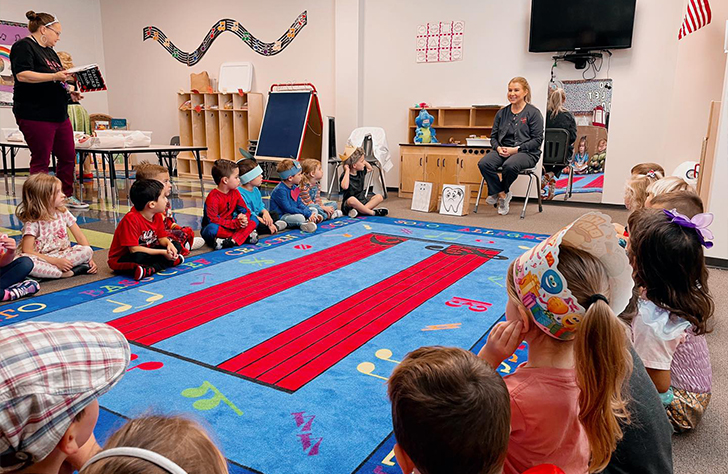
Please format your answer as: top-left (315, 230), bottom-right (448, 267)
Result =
top-left (214, 238), bottom-right (225, 250)
top-left (191, 237), bottom-right (205, 250)
top-left (348, 209), bottom-right (358, 218)
top-left (274, 220), bottom-right (288, 231)
top-left (498, 191), bottom-right (512, 216)
top-left (134, 265), bottom-right (156, 281)
top-left (65, 196), bottom-right (90, 209)
top-left (333, 210), bottom-right (343, 218)
top-left (485, 195), bottom-right (498, 206)
top-left (71, 263), bottom-right (91, 276)
top-left (246, 231), bottom-right (259, 245)
top-left (3, 279), bottom-right (40, 301)
top-left (173, 254), bottom-right (185, 266)
top-left (221, 238), bottom-right (237, 248)
top-left (373, 208), bottom-right (389, 217)
top-left (300, 222), bottom-right (317, 233)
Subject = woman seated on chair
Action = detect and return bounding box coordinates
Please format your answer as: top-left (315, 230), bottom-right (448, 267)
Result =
top-left (542, 87), bottom-right (577, 200)
top-left (478, 77), bottom-right (544, 216)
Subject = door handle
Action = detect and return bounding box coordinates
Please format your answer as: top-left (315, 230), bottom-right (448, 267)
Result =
top-left (420, 157), bottom-right (422, 166)
top-left (437, 158), bottom-right (440, 166)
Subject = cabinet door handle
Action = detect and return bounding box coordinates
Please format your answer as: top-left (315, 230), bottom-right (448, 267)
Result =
top-left (437, 158), bottom-right (440, 166)
top-left (420, 157), bottom-right (422, 166)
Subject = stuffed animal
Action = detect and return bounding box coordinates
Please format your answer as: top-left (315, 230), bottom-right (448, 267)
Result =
top-left (414, 109), bottom-right (438, 144)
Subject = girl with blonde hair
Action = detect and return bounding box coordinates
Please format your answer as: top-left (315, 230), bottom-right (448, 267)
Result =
top-left (16, 173), bottom-right (96, 278)
top-left (479, 213), bottom-right (634, 473)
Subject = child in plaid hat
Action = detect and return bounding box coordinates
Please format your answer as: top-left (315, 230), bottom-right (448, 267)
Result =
top-left (0, 321), bottom-right (130, 474)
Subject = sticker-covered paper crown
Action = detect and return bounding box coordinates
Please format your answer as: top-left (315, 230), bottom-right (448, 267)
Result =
top-left (513, 212), bottom-right (634, 340)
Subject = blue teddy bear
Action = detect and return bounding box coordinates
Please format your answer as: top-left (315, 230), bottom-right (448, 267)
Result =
top-left (414, 109), bottom-right (438, 144)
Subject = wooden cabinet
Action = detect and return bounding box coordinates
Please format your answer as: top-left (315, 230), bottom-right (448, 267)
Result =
top-left (177, 91), bottom-right (263, 179)
top-left (407, 106), bottom-right (500, 144)
top-left (399, 145), bottom-right (490, 203)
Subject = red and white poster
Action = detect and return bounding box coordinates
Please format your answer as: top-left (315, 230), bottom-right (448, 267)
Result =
top-left (416, 20), bottom-right (464, 63)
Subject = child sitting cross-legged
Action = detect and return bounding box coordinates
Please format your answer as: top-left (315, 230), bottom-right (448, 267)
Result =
top-left (339, 146), bottom-right (388, 218)
top-left (299, 158), bottom-right (343, 220)
top-left (479, 213), bottom-right (635, 474)
top-left (134, 161), bottom-right (205, 254)
top-left (237, 159), bottom-right (287, 235)
top-left (16, 173), bottom-right (96, 279)
top-left (269, 159), bottom-right (319, 233)
top-left (201, 159), bottom-right (258, 249)
top-left (107, 179), bottom-right (184, 281)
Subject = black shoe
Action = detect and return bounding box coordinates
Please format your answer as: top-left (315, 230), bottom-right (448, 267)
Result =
top-left (374, 208), bottom-right (389, 217)
top-left (71, 263), bottom-right (91, 276)
top-left (246, 230), bottom-right (259, 245)
top-left (221, 238), bottom-right (237, 248)
top-left (134, 265), bottom-right (156, 281)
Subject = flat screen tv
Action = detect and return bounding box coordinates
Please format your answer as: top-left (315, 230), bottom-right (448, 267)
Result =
top-left (529, 0), bottom-right (637, 52)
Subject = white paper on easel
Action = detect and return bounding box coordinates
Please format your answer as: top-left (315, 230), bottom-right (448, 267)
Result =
top-left (439, 184), bottom-right (467, 215)
top-left (411, 181), bottom-right (434, 212)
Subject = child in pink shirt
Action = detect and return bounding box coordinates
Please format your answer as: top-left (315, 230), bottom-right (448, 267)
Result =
top-left (479, 213), bottom-right (635, 474)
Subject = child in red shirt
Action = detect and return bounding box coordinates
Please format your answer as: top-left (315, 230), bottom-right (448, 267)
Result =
top-left (134, 162), bottom-right (205, 255)
top-left (107, 180), bottom-right (184, 280)
top-left (201, 159), bottom-right (258, 249)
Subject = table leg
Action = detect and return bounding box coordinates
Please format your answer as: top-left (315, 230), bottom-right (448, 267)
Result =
top-left (10, 147), bottom-right (18, 196)
top-left (194, 150), bottom-right (204, 196)
top-left (123, 152), bottom-right (130, 195)
top-left (107, 153), bottom-right (118, 209)
top-left (1, 145), bottom-right (8, 196)
top-left (78, 152), bottom-right (84, 202)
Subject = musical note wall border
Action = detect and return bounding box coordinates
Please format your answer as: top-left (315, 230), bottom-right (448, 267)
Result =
top-left (142, 11), bottom-right (308, 66)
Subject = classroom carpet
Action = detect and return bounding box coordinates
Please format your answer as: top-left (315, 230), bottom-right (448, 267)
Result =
top-left (0, 214), bottom-right (539, 474)
top-left (552, 171), bottom-right (604, 196)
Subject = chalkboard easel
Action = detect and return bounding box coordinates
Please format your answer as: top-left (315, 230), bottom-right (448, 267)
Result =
top-left (254, 83), bottom-right (323, 163)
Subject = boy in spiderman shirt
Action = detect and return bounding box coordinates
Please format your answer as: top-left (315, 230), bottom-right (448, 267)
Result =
top-left (107, 179), bottom-right (184, 280)
top-left (201, 159), bottom-right (258, 249)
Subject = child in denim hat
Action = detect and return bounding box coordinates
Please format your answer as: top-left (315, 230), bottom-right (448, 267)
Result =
top-left (0, 321), bottom-right (129, 474)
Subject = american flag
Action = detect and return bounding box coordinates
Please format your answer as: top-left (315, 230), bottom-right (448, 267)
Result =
top-left (678, 0), bottom-right (712, 39)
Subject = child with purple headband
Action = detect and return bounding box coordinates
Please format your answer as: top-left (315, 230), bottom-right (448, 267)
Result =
top-left (627, 207), bottom-right (715, 432)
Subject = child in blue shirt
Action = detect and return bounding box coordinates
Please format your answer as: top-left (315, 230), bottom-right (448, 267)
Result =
top-left (237, 159), bottom-right (287, 235)
top-left (269, 159), bottom-right (320, 233)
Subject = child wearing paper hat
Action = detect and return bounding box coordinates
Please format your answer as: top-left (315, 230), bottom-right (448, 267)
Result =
top-left (478, 212), bottom-right (634, 474)
top-left (0, 321), bottom-right (130, 474)
top-left (339, 146), bottom-right (388, 218)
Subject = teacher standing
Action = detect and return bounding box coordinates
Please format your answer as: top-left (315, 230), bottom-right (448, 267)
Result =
top-left (478, 77), bottom-right (543, 216)
top-left (10, 11), bottom-right (89, 209)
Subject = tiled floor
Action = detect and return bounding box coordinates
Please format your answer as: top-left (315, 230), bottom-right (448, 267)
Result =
top-left (0, 175), bottom-right (273, 249)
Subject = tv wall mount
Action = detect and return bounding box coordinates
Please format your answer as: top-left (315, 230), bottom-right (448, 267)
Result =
top-left (553, 51), bottom-right (604, 70)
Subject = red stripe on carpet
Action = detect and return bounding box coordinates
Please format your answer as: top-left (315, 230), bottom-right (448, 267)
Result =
top-left (583, 174), bottom-right (604, 189)
top-left (109, 235), bottom-right (404, 345)
top-left (221, 245), bottom-right (498, 391)
top-left (555, 176), bottom-right (584, 188)
top-left (220, 251), bottom-right (450, 374)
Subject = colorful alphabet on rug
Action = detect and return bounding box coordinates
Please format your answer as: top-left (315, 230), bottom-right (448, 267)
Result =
top-left (416, 20), bottom-right (464, 63)
top-left (143, 11), bottom-right (307, 66)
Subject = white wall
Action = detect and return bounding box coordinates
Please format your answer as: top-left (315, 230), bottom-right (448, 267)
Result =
top-left (0, 0), bottom-right (109, 168)
top-left (360, 0), bottom-right (727, 204)
top-left (706, 47), bottom-right (728, 261)
top-left (98, 0), bottom-right (335, 151)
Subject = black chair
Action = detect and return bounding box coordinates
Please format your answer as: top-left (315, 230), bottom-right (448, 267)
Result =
top-left (543, 128), bottom-right (573, 200)
top-left (473, 164), bottom-right (542, 219)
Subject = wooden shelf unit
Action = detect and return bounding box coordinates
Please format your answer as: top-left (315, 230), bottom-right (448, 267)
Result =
top-left (407, 106), bottom-right (500, 144)
top-left (177, 91), bottom-right (263, 179)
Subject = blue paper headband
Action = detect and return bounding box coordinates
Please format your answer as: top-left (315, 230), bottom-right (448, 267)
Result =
top-left (278, 161), bottom-right (301, 180)
top-left (241, 165), bottom-right (263, 184)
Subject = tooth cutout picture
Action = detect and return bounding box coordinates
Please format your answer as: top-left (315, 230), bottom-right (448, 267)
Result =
top-left (439, 184), bottom-right (470, 216)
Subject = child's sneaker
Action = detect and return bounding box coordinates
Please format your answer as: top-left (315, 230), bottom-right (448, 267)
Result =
top-left (348, 209), bottom-right (358, 218)
top-left (2, 279), bottom-right (40, 301)
top-left (300, 222), bottom-right (317, 233)
top-left (246, 231), bottom-right (259, 245)
top-left (173, 254), bottom-right (185, 266)
top-left (191, 237), bottom-right (205, 250)
top-left (134, 265), bottom-right (156, 281)
top-left (221, 238), bottom-right (237, 248)
top-left (214, 238), bottom-right (225, 250)
top-left (275, 220), bottom-right (287, 231)
top-left (374, 208), bottom-right (389, 217)
top-left (333, 210), bottom-right (343, 218)
top-left (71, 263), bottom-right (91, 276)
